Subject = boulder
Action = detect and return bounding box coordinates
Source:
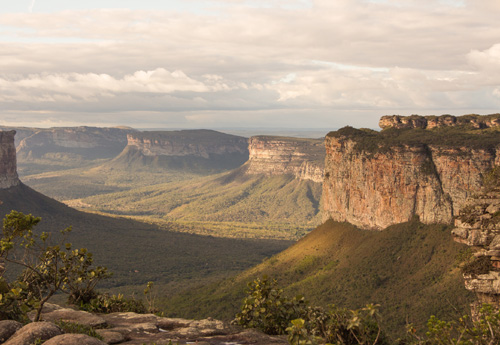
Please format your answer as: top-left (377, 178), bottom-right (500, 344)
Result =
top-left (95, 329), bottom-right (127, 344)
top-left (38, 307), bottom-right (107, 328)
top-left (43, 333), bottom-right (107, 345)
top-left (3, 321), bottom-right (62, 345)
top-left (0, 320), bottom-right (22, 342)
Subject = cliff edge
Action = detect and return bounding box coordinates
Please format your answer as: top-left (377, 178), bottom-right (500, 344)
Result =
top-left (0, 131), bottom-right (20, 189)
top-left (323, 116), bottom-right (500, 230)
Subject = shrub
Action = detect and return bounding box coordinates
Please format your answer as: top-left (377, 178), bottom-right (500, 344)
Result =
top-left (55, 320), bottom-right (103, 340)
top-left (81, 293), bottom-right (147, 314)
top-left (0, 211), bottom-right (109, 321)
top-left (462, 256), bottom-right (493, 277)
top-left (233, 276), bottom-right (308, 335)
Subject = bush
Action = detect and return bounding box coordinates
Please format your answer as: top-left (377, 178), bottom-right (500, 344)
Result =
top-left (233, 276), bottom-right (308, 335)
top-left (0, 211), bottom-right (109, 321)
top-left (80, 293), bottom-right (147, 314)
top-left (55, 320), bottom-right (103, 340)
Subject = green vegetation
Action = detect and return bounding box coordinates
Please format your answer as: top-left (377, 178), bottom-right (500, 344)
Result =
top-left (163, 220), bottom-right (472, 337)
top-left (0, 184), bottom-right (292, 301)
top-left (327, 125), bottom-right (500, 154)
top-left (80, 292), bottom-right (147, 314)
top-left (55, 320), bottom-right (103, 340)
top-left (0, 211), bottom-right (108, 321)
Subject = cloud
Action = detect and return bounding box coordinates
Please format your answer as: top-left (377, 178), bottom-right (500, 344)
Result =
top-left (1, 0), bottom-right (500, 128)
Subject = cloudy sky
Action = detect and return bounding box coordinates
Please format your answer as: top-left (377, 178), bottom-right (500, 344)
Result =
top-left (0, 0), bottom-right (499, 129)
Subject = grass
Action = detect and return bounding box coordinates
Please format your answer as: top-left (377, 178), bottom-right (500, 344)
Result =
top-left (162, 219), bottom-right (473, 339)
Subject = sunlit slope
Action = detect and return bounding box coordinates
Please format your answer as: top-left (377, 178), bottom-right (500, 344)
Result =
top-left (71, 167), bottom-right (323, 239)
top-left (164, 219), bottom-right (472, 336)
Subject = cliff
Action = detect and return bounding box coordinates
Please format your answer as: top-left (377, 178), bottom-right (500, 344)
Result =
top-left (379, 113), bottom-right (500, 130)
top-left (110, 129), bottom-right (249, 173)
top-left (451, 167), bottom-right (500, 317)
top-left (0, 131), bottom-right (20, 189)
top-left (323, 118), bottom-right (500, 230)
top-left (245, 136), bottom-right (325, 183)
top-left (127, 129), bottom-right (248, 158)
top-left (15, 126), bottom-right (134, 162)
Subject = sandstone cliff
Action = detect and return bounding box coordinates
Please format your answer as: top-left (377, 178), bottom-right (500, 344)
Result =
top-left (380, 113), bottom-right (500, 130)
top-left (323, 119), bottom-right (500, 230)
top-left (452, 167), bottom-right (500, 317)
top-left (0, 131), bottom-right (20, 189)
top-left (127, 130), bottom-right (248, 158)
top-left (15, 126), bottom-right (134, 162)
top-left (245, 136), bottom-right (325, 183)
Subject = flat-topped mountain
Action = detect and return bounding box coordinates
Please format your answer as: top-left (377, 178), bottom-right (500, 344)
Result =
top-left (108, 129), bottom-right (249, 173)
top-left (245, 136), bottom-right (324, 183)
top-left (323, 115), bottom-right (500, 230)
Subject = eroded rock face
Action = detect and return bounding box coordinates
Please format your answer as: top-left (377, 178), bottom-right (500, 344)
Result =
top-left (0, 131), bottom-right (20, 189)
top-left (127, 130), bottom-right (248, 158)
top-left (322, 126), bottom-right (499, 230)
top-left (245, 136), bottom-right (325, 183)
top-left (379, 114), bottom-right (500, 130)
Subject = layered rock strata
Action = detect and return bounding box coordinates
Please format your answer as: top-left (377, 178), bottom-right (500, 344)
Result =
top-left (0, 131), bottom-right (20, 189)
top-left (127, 130), bottom-right (248, 158)
top-left (379, 114), bottom-right (500, 130)
top-left (245, 136), bottom-right (325, 183)
top-left (452, 172), bottom-right (500, 316)
top-left (323, 119), bottom-right (500, 230)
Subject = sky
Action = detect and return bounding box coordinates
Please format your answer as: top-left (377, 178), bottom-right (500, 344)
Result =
top-left (0, 0), bottom-right (499, 129)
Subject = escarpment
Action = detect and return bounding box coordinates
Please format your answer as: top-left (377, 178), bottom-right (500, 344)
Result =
top-left (452, 167), bottom-right (500, 317)
top-left (379, 113), bottom-right (500, 130)
top-left (245, 136), bottom-right (325, 183)
top-left (0, 131), bottom-right (20, 189)
top-left (323, 116), bottom-right (500, 230)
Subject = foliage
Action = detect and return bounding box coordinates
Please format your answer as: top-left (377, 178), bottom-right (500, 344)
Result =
top-left (407, 304), bottom-right (500, 344)
top-left (144, 281), bottom-right (160, 314)
top-left (462, 256), bottom-right (493, 277)
top-left (80, 292), bottom-right (147, 314)
top-left (482, 166), bottom-right (500, 193)
top-left (55, 320), bottom-right (103, 340)
top-left (233, 276), bottom-right (308, 334)
top-left (0, 211), bottom-right (109, 321)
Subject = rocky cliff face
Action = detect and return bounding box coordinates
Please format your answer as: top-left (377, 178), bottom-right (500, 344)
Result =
top-left (245, 136), bottom-right (325, 183)
top-left (452, 168), bottom-right (500, 317)
top-left (15, 126), bottom-right (134, 161)
top-left (380, 114), bottom-right (500, 130)
top-left (0, 131), bottom-right (20, 189)
top-left (323, 119), bottom-right (500, 230)
top-left (127, 129), bottom-right (248, 158)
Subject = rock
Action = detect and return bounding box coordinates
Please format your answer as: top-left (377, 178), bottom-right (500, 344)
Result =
top-left (486, 203), bottom-right (500, 214)
top-left (3, 321), bottom-right (62, 345)
top-left (102, 312), bottom-right (158, 327)
top-left (95, 330), bottom-right (126, 344)
top-left (0, 130), bottom-right (20, 189)
top-left (245, 136), bottom-right (325, 183)
top-left (43, 333), bottom-right (107, 345)
top-left (156, 317), bottom-right (192, 330)
top-left (0, 320), bottom-right (22, 342)
top-left (35, 307), bottom-right (107, 328)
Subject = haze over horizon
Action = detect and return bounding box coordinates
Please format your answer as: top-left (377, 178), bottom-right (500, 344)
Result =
top-left (1, 0), bottom-right (499, 129)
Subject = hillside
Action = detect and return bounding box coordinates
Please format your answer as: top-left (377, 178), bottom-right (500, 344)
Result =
top-left (163, 219), bottom-right (473, 337)
top-left (0, 183), bottom-right (292, 293)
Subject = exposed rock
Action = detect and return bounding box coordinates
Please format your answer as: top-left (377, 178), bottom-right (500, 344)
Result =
top-left (323, 117), bottom-right (500, 230)
top-left (379, 114), bottom-right (500, 130)
top-left (34, 306), bottom-right (107, 328)
top-left (0, 131), bottom-right (20, 189)
top-left (3, 321), bottom-right (62, 345)
top-left (95, 329), bottom-right (127, 344)
top-left (127, 130), bottom-right (248, 159)
top-left (245, 136), bottom-right (325, 182)
top-left (0, 320), bottom-right (22, 342)
top-left (43, 333), bottom-right (107, 345)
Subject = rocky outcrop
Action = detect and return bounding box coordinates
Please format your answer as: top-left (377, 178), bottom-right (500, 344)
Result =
top-left (0, 303), bottom-right (287, 345)
top-left (452, 168), bottom-right (500, 317)
top-left (127, 130), bottom-right (248, 159)
top-left (15, 126), bottom-right (134, 161)
top-left (0, 131), bottom-right (20, 189)
top-left (323, 118), bottom-right (500, 230)
top-left (379, 114), bottom-right (500, 130)
top-left (245, 136), bottom-right (325, 183)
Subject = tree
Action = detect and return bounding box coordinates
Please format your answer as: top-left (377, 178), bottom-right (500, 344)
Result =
top-left (0, 211), bottom-right (109, 321)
